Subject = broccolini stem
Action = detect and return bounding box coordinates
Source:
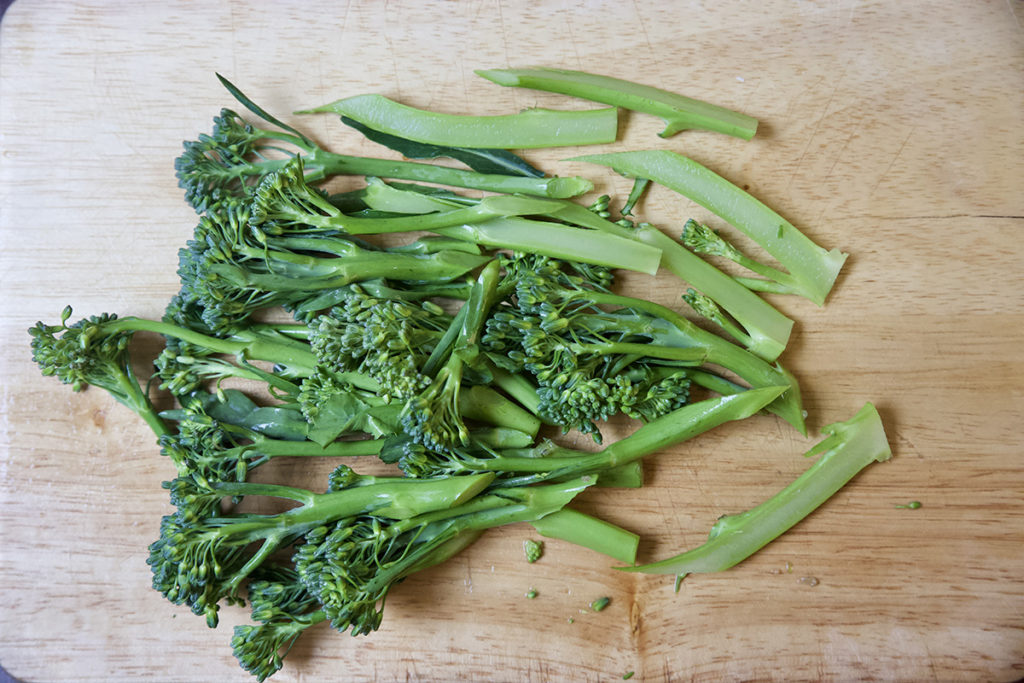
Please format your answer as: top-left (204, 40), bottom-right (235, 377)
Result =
top-left (104, 317), bottom-right (318, 374)
top-left (310, 147), bottom-right (592, 197)
top-left (531, 508), bottom-right (639, 564)
top-left (485, 361), bottom-right (546, 420)
top-left (436, 217), bottom-right (662, 275)
top-left (476, 388), bottom-right (786, 478)
top-left (114, 362), bottom-right (172, 439)
top-left (210, 472), bottom-right (497, 544)
top-left (458, 385), bottom-right (541, 438)
top-left (572, 151), bottom-right (848, 306)
top-left (357, 175), bottom-right (663, 274)
top-left (624, 403), bottom-right (891, 577)
top-left (591, 462), bottom-right (644, 489)
top-left (299, 94), bottom-right (618, 149)
top-left (213, 247), bottom-right (491, 293)
top-left (569, 340), bottom-right (707, 364)
top-left (476, 67), bottom-right (758, 140)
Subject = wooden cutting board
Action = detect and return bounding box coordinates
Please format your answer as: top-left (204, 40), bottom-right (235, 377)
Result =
top-left (2, 1), bottom-right (1022, 680)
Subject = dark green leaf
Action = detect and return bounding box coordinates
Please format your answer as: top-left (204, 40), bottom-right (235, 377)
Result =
top-left (307, 393), bottom-right (403, 446)
top-left (342, 116), bottom-right (545, 178)
top-left (216, 73), bottom-right (314, 146)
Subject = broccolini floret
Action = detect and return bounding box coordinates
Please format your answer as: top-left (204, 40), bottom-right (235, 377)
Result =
top-left (294, 475), bottom-right (596, 635)
top-left (177, 202), bottom-right (489, 332)
top-left (231, 568), bottom-right (326, 682)
top-left (308, 284), bottom-right (450, 402)
top-left (176, 76), bottom-right (594, 216)
top-left (29, 308), bottom-right (172, 439)
top-left (148, 469), bottom-right (495, 628)
top-left (400, 260), bottom-right (501, 453)
top-left (485, 252), bottom-right (804, 436)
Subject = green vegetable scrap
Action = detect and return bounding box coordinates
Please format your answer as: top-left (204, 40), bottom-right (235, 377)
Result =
top-left (28, 67), bottom-right (893, 682)
top-left (524, 539), bottom-right (544, 564)
top-left (299, 93), bottom-right (619, 149)
top-left (477, 66), bottom-right (758, 140)
top-left (572, 151), bottom-right (848, 307)
top-left (895, 500), bottom-right (922, 509)
top-left (623, 403), bottom-right (891, 581)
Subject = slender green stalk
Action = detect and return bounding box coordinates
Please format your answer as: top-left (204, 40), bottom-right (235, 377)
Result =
top-left (289, 195), bottom-right (564, 235)
top-left (458, 385), bottom-right (541, 438)
top-left (531, 508), bottom-right (640, 564)
top-left (309, 147), bottom-right (593, 197)
top-left (474, 387), bottom-right (787, 479)
top-left (299, 94), bottom-right (618, 148)
top-left (211, 473), bottom-right (495, 526)
top-left (437, 217), bottom-right (662, 275)
top-left (210, 245), bottom-right (490, 294)
top-left (572, 151), bottom-right (848, 306)
top-left (592, 462), bottom-right (644, 489)
top-left (623, 403), bottom-right (890, 577)
top-left (477, 67), bottom-right (758, 140)
top-left (105, 316), bottom-right (320, 376)
top-left (485, 361), bottom-right (547, 420)
top-left (116, 364), bottom-right (173, 438)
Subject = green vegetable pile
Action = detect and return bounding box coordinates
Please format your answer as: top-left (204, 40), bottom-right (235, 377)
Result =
top-left (29, 67), bottom-right (891, 680)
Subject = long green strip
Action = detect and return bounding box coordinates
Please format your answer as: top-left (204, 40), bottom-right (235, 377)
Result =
top-left (477, 67), bottom-right (758, 140)
top-left (572, 150), bottom-right (848, 306)
top-left (438, 217), bottom-right (662, 276)
top-left (531, 508), bottom-right (640, 564)
top-left (299, 94), bottom-right (618, 149)
top-left (623, 403), bottom-right (890, 577)
top-left (320, 195), bottom-right (566, 235)
top-left (309, 148), bottom-right (593, 198)
top-left (477, 387), bottom-right (787, 477)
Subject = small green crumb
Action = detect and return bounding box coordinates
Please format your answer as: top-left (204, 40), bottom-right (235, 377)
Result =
top-left (895, 500), bottom-right (922, 509)
top-left (567, 616), bottom-right (575, 624)
top-left (525, 589), bottom-right (538, 599)
top-left (590, 596), bottom-right (611, 612)
top-left (524, 539), bottom-right (544, 563)
top-left (623, 672), bottom-right (635, 680)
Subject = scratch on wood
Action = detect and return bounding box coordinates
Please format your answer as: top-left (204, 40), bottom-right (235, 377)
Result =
top-left (786, 66), bottom-right (848, 193)
top-left (870, 128), bottom-right (914, 197)
top-left (1007, 0), bottom-right (1022, 32)
top-left (632, 0), bottom-right (657, 60)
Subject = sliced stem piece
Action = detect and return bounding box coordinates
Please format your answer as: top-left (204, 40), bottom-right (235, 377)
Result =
top-left (531, 508), bottom-right (640, 564)
top-left (477, 67), bottom-right (758, 140)
top-left (299, 94), bottom-right (618, 149)
top-left (623, 403), bottom-right (891, 577)
top-left (572, 151), bottom-right (848, 306)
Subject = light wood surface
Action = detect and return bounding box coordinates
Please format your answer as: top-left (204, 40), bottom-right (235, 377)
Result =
top-left (1, 1), bottom-right (1022, 680)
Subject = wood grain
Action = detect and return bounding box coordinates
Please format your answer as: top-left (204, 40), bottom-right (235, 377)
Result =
top-left (1, 0), bottom-right (1022, 681)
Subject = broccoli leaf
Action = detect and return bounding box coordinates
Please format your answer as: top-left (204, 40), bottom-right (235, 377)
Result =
top-left (342, 116), bottom-right (545, 177)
